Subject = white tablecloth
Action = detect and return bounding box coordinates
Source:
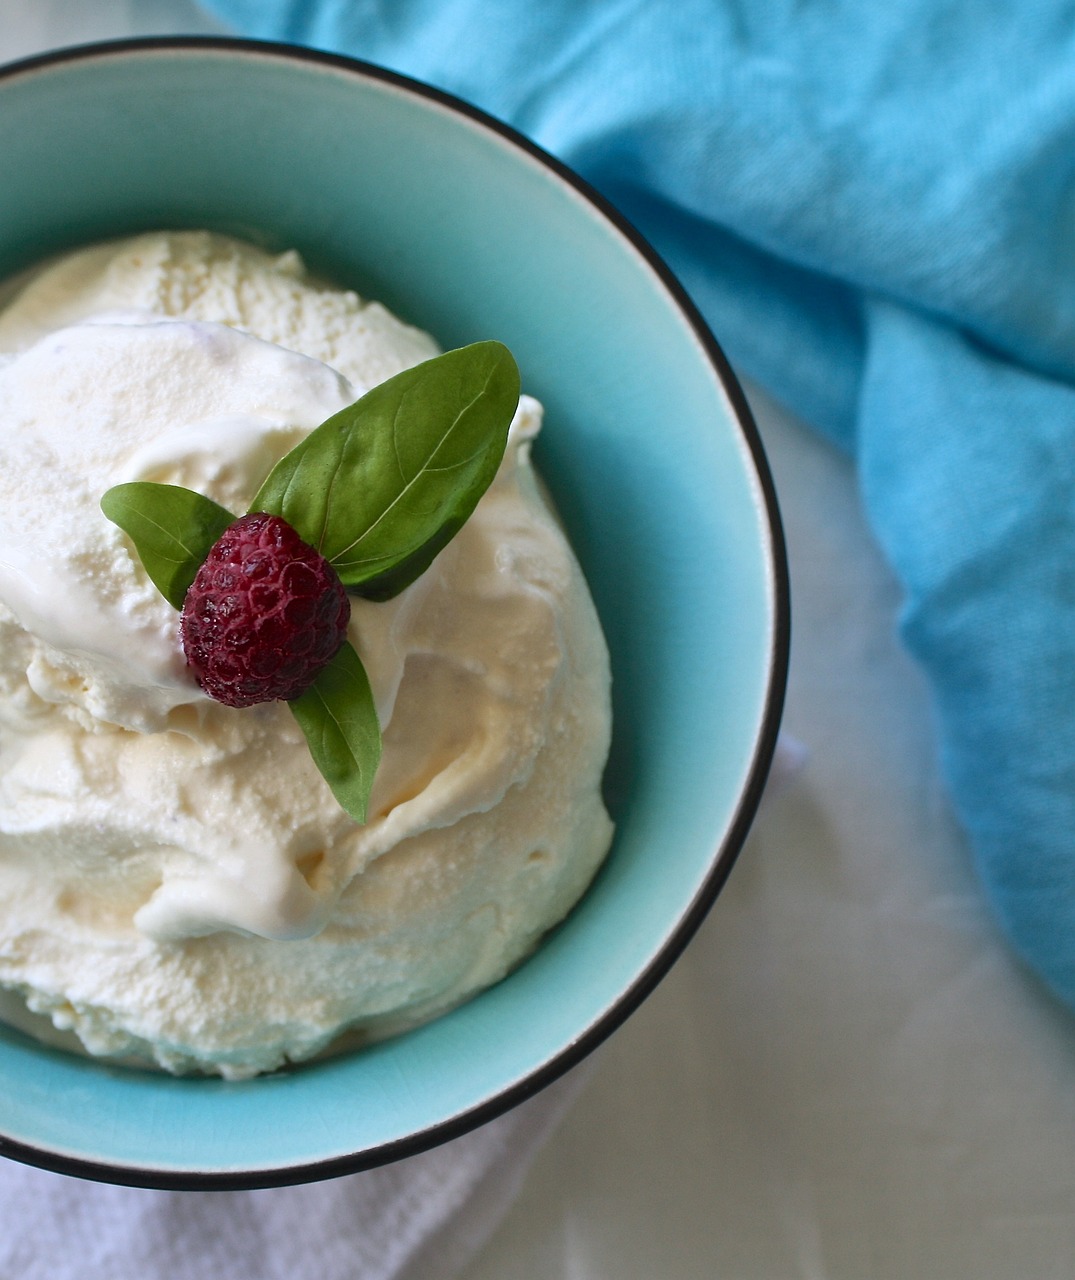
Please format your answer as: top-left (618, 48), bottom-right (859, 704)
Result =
top-left (465, 386), bottom-right (1075, 1280)
top-left (4, 3), bottom-right (1075, 1276)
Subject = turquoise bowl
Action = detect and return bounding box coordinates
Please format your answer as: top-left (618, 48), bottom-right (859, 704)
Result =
top-left (0, 38), bottom-right (788, 1188)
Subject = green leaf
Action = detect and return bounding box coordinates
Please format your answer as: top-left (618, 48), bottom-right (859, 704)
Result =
top-left (288, 641), bottom-right (382, 824)
top-left (251, 341), bottom-right (520, 597)
top-left (101, 482), bottom-right (236, 610)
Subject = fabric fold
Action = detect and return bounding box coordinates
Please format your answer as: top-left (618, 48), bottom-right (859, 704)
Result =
top-left (0, 1065), bottom-right (589, 1280)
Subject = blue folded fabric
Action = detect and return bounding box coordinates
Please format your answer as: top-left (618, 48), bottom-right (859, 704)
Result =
top-left (201, 0), bottom-right (1075, 1010)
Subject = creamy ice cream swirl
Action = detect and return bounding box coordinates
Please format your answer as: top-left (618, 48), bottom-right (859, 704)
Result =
top-left (0, 233), bottom-right (613, 1076)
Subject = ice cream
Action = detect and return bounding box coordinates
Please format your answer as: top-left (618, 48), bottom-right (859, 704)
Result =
top-left (0, 231), bottom-right (613, 1078)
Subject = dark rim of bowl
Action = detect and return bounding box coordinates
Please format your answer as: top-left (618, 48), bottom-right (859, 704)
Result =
top-left (0, 34), bottom-right (791, 1191)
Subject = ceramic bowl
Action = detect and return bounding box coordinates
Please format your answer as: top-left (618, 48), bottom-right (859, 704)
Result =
top-left (0, 37), bottom-right (788, 1188)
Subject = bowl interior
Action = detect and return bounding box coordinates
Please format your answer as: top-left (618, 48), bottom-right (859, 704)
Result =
top-left (0, 41), bottom-right (785, 1186)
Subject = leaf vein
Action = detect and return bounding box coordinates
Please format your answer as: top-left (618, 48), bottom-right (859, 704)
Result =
top-left (330, 382), bottom-right (489, 562)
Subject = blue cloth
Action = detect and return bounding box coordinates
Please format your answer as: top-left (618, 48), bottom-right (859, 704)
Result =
top-left (202, 0), bottom-right (1075, 1010)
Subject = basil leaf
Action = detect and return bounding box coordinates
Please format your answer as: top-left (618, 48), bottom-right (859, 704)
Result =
top-left (251, 341), bottom-right (519, 597)
top-left (288, 640), bottom-right (382, 824)
top-left (101, 482), bottom-right (235, 610)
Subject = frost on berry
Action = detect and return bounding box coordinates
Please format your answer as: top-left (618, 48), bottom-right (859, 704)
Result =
top-left (180, 513), bottom-right (350, 707)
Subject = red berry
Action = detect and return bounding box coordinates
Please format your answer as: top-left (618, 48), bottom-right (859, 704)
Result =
top-left (180, 513), bottom-right (350, 707)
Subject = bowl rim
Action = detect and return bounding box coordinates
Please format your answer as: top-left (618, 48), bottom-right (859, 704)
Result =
top-left (0, 34), bottom-right (790, 1190)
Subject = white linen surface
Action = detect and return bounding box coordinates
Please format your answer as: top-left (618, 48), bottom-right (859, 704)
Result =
top-left (460, 391), bottom-right (1075, 1280)
top-left (0, 1069), bottom-right (587, 1280)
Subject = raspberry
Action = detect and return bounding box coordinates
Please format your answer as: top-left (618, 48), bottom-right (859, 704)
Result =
top-left (180, 513), bottom-right (350, 708)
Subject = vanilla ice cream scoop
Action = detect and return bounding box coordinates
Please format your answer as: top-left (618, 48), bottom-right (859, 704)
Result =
top-left (0, 232), bottom-right (613, 1078)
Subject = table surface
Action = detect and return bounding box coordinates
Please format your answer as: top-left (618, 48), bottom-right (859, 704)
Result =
top-left (5, 4), bottom-right (1075, 1277)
